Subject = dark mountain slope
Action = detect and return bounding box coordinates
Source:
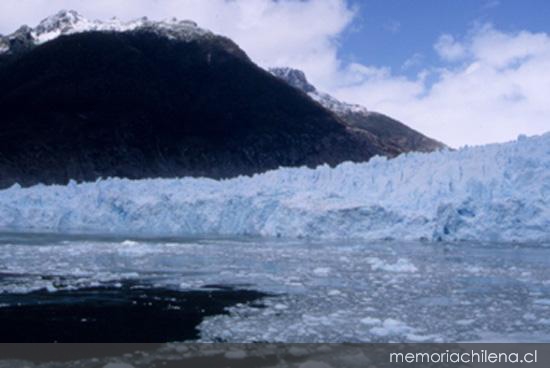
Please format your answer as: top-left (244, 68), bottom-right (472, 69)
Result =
top-left (0, 30), bottom-right (383, 188)
top-left (270, 67), bottom-right (446, 154)
top-left (340, 111), bottom-right (445, 153)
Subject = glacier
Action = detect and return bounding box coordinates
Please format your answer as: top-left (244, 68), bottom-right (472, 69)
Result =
top-left (0, 133), bottom-right (549, 242)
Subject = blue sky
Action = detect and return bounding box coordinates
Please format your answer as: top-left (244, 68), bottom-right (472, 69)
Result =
top-left (1, 0), bottom-right (549, 146)
top-left (342, 0), bottom-right (550, 79)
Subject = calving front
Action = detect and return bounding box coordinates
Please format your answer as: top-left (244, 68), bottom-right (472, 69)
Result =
top-left (1, 133), bottom-right (548, 242)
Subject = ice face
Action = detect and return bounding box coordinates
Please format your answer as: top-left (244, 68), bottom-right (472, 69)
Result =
top-left (0, 133), bottom-right (549, 242)
top-left (1, 234), bottom-right (549, 342)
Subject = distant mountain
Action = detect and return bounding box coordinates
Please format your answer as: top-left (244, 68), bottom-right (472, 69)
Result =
top-left (270, 67), bottom-right (445, 153)
top-left (0, 11), bottom-right (443, 188)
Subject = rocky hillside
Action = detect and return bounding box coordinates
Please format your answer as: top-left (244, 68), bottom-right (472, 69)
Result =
top-left (270, 67), bottom-right (445, 154)
top-left (0, 11), bottom-right (443, 188)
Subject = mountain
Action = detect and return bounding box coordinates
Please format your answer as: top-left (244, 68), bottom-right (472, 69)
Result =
top-left (0, 11), bottom-right (443, 188)
top-left (270, 67), bottom-right (445, 153)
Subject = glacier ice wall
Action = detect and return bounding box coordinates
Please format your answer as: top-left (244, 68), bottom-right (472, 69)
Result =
top-left (0, 133), bottom-right (549, 242)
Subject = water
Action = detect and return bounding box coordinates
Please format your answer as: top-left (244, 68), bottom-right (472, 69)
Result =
top-left (0, 232), bottom-right (549, 342)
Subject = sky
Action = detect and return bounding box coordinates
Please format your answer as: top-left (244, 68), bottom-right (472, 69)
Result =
top-left (1, 0), bottom-right (549, 147)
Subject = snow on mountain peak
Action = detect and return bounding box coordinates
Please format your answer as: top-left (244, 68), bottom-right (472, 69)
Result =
top-left (32, 9), bottom-right (88, 43)
top-left (36, 9), bottom-right (83, 31)
top-left (269, 67), bottom-right (369, 115)
top-left (0, 10), bottom-right (213, 55)
top-left (269, 67), bottom-right (316, 93)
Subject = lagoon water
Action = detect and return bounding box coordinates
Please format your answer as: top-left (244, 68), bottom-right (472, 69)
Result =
top-left (1, 232), bottom-right (549, 342)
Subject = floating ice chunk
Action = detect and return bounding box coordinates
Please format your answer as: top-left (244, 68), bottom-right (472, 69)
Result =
top-left (465, 265), bottom-right (483, 274)
top-left (456, 319), bottom-right (475, 325)
top-left (121, 240), bottom-right (139, 246)
top-left (179, 281), bottom-right (192, 289)
top-left (406, 333), bottom-right (442, 342)
top-left (370, 318), bottom-right (415, 336)
top-left (313, 267), bottom-right (331, 276)
top-left (360, 317), bottom-right (381, 325)
top-left (274, 303), bottom-right (288, 310)
top-left (45, 281), bottom-right (57, 293)
top-left (366, 258), bottom-right (418, 272)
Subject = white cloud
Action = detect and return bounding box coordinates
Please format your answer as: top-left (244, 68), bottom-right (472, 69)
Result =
top-left (1, 1), bottom-right (549, 147)
top-left (434, 34), bottom-right (467, 62)
top-left (401, 52), bottom-right (424, 70)
top-left (333, 25), bottom-right (550, 147)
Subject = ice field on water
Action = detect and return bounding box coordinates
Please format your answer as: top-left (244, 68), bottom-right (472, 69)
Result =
top-left (0, 234), bottom-right (549, 342)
